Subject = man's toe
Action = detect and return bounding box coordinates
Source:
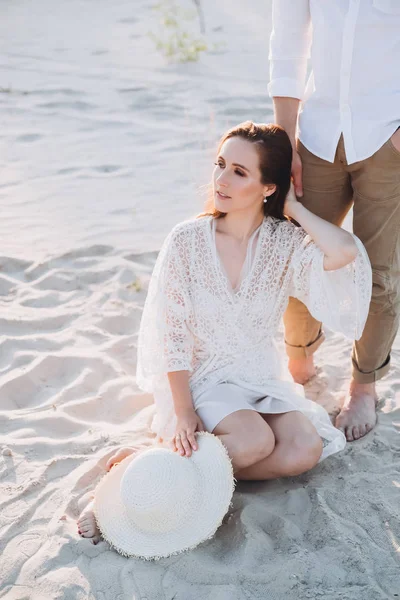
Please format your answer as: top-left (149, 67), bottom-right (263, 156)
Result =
top-left (345, 426), bottom-right (354, 442)
top-left (358, 424), bottom-right (366, 438)
top-left (352, 426), bottom-right (360, 440)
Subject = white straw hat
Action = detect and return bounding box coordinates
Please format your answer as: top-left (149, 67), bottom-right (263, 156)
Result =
top-left (93, 431), bottom-right (236, 560)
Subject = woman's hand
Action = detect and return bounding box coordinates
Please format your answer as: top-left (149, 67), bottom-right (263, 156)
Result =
top-left (170, 408), bottom-right (205, 457)
top-left (283, 181), bottom-right (302, 219)
top-left (106, 447), bottom-right (137, 471)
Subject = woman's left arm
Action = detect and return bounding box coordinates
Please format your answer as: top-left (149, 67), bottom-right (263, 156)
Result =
top-left (284, 183), bottom-right (358, 271)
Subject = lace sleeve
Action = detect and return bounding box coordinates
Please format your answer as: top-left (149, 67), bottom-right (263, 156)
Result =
top-left (136, 224), bottom-right (194, 393)
top-left (288, 226), bottom-right (372, 340)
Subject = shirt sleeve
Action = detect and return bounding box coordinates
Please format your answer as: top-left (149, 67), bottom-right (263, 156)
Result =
top-left (288, 227), bottom-right (372, 340)
top-left (136, 224), bottom-right (194, 393)
top-left (268, 0), bottom-right (312, 100)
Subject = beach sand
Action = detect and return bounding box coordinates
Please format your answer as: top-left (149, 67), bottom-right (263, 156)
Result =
top-left (0, 1), bottom-right (399, 598)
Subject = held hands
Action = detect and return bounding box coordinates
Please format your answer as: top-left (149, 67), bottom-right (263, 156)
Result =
top-left (291, 144), bottom-right (303, 198)
top-left (283, 181), bottom-right (302, 220)
top-left (170, 408), bottom-right (205, 457)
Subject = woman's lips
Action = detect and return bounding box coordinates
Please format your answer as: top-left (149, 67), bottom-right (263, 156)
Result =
top-left (216, 191), bottom-right (231, 200)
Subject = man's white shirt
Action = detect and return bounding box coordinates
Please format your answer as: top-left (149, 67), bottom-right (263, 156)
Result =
top-left (268, 0), bottom-right (400, 164)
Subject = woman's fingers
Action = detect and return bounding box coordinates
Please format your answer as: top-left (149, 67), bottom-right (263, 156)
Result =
top-left (106, 453), bottom-right (119, 471)
top-left (106, 448), bottom-right (135, 471)
top-left (175, 435), bottom-right (185, 456)
top-left (181, 434), bottom-right (192, 457)
top-left (187, 432), bottom-right (198, 451)
top-left (171, 428), bottom-right (203, 457)
top-left (176, 434), bottom-right (189, 456)
top-left (172, 432), bottom-right (196, 457)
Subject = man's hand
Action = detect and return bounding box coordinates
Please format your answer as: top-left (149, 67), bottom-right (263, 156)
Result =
top-left (292, 143), bottom-right (303, 197)
top-left (283, 181), bottom-right (302, 219)
top-left (272, 98), bottom-right (303, 195)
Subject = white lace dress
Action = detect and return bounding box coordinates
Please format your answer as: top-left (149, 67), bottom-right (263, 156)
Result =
top-left (136, 215), bottom-right (372, 461)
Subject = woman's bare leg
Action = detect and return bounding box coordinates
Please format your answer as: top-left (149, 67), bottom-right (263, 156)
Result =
top-left (210, 409), bottom-right (276, 472)
top-left (77, 496), bottom-right (101, 544)
top-left (234, 411), bottom-right (323, 481)
top-left (77, 446), bottom-right (144, 543)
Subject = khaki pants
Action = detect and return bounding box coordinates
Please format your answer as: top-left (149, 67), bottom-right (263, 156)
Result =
top-left (283, 132), bottom-right (400, 383)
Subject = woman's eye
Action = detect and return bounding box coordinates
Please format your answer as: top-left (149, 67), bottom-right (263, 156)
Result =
top-left (213, 163), bottom-right (244, 176)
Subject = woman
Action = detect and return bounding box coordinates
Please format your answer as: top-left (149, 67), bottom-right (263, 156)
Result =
top-left (78, 121), bottom-right (372, 542)
top-left (133, 119), bottom-right (372, 478)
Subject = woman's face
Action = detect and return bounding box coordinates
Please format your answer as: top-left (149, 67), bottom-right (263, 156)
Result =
top-left (212, 137), bottom-right (275, 214)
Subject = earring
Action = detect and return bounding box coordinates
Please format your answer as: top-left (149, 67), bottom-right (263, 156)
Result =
top-left (263, 196), bottom-right (268, 203)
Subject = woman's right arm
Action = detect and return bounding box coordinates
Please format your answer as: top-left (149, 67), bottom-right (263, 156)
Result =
top-left (167, 370), bottom-right (194, 414)
top-left (167, 370), bottom-right (205, 457)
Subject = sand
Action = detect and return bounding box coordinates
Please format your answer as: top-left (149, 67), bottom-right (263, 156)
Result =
top-left (0, 0), bottom-right (399, 598)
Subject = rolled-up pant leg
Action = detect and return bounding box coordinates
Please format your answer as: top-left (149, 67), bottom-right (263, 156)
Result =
top-left (349, 136), bottom-right (400, 383)
top-left (283, 137), bottom-right (353, 358)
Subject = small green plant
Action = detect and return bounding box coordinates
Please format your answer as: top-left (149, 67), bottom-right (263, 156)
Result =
top-left (149, 0), bottom-right (210, 63)
top-left (127, 278), bottom-right (142, 292)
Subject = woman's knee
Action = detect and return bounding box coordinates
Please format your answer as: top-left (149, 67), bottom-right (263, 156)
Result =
top-left (280, 431), bottom-right (323, 476)
top-left (213, 410), bottom-right (275, 469)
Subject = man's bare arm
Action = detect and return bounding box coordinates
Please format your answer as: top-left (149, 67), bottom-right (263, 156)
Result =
top-left (273, 97), bottom-right (303, 197)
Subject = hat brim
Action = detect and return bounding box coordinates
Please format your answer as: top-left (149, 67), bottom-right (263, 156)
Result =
top-left (93, 432), bottom-right (235, 560)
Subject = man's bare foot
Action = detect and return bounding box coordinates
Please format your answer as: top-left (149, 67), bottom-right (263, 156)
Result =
top-left (288, 356), bottom-right (316, 385)
top-left (335, 381), bottom-right (378, 442)
top-left (77, 500), bottom-right (101, 544)
top-left (105, 447), bottom-right (137, 472)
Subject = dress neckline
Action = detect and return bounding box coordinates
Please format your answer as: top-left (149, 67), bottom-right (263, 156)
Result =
top-left (208, 216), bottom-right (265, 299)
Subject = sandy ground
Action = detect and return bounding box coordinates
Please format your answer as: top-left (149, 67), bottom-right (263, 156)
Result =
top-left (0, 1), bottom-right (399, 599)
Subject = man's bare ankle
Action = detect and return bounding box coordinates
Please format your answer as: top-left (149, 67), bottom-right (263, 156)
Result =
top-left (349, 379), bottom-right (377, 397)
top-left (288, 355), bottom-right (314, 366)
top-left (288, 355), bottom-right (316, 384)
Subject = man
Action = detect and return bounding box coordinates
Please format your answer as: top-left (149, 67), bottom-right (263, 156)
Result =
top-left (268, 0), bottom-right (400, 441)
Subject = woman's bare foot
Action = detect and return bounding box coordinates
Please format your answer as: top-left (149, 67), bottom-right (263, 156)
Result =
top-left (288, 356), bottom-right (316, 385)
top-left (335, 381), bottom-right (378, 442)
top-left (76, 448), bottom-right (140, 543)
top-left (77, 500), bottom-right (101, 544)
top-left (105, 447), bottom-right (137, 472)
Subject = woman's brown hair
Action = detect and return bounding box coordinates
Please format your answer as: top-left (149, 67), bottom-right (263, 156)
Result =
top-left (198, 121), bottom-right (292, 221)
